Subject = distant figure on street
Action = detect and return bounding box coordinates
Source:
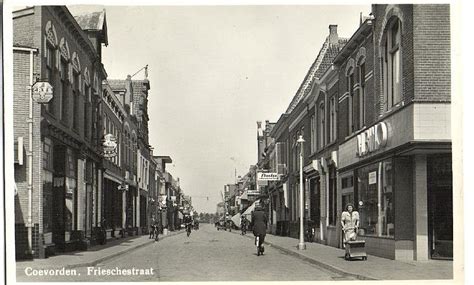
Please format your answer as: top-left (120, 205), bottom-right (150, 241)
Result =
top-left (250, 205), bottom-right (267, 256)
top-left (341, 203), bottom-right (359, 246)
top-left (184, 215), bottom-right (193, 237)
top-left (241, 215), bottom-right (249, 235)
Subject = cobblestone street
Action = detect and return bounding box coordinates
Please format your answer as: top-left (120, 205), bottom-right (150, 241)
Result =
top-left (16, 224), bottom-right (354, 282)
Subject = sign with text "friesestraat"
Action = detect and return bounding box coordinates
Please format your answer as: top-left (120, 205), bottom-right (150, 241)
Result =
top-left (257, 172), bottom-right (280, 181)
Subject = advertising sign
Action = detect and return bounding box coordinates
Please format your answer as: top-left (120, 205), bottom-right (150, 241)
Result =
top-left (102, 134), bottom-right (118, 158)
top-left (32, 81), bottom-right (53, 103)
top-left (369, 171), bottom-right (377, 185)
top-left (257, 172), bottom-right (280, 181)
top-left (246, 190), bottom-right (260, 196)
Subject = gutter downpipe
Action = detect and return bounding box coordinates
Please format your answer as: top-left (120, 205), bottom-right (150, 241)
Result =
top-left (14, 46), bottom-right (38, 256)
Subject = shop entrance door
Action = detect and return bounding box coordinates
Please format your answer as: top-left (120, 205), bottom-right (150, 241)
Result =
top-left (309, 177), bottom-right (320, 227)
top-left (428, 155), bottom-right (453, 260)
top-left (428, 185), bottom-right (453, 259)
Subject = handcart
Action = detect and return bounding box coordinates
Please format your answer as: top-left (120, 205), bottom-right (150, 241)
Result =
top-left (344, 240), bottom-right (367, 260)
top-left (343, 227), bottom-right (367, 261)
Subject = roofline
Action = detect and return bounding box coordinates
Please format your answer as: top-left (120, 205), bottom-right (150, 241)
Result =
top-left (333, 19), bottom-right (373, 65)
top-left (154, 156), bottom-right (173, 164)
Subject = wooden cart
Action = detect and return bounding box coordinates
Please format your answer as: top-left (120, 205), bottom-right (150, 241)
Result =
top-left (344, 240), bottom-right (367, 261)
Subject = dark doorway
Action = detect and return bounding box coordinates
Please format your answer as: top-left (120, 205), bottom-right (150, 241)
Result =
top-left (427, 154), bottom-right (453, 260)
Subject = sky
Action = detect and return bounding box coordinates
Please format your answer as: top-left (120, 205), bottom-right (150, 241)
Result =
top-left (68, 4), bottom-right (371, 213)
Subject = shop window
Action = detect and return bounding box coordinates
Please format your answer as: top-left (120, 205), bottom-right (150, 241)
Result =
top-left (43, 138), bottom-right (53, 171)
top-left (357, 159), bottom-right (394, 237)
top-left (382, 18), bottom-right (402, 111)
top-left (65, 177), bottom-right (76, 233)
top-left (42, 170), bottom-right (53, 233)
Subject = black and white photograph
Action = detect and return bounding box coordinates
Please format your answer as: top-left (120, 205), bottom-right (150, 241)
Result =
top-left (2, 0), bottom-right (467, 284)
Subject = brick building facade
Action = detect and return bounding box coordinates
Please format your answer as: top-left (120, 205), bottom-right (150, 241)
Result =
top-left (13, 6), bottom-right (191, 260)
top-left (248, 4), bottom-right (451, 261)
top-left (13, 6), bottom-right (107, 258)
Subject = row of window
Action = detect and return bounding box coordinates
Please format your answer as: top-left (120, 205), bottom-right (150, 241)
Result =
top-left (44, 22), bottom-right (95, 143)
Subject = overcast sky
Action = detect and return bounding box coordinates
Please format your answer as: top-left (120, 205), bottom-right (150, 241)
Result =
top-left (68, 4), bottom-right (371, 213)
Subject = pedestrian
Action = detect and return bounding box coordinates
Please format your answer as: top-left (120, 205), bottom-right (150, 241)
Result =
top-left (241, 215), bottom-right (249, 235)
top-left (250, 205), bottom-right (267, 256)
top-left (341, 203), bottom-right (359, 247)
top-left (149, 219), bottom-right (157, 239)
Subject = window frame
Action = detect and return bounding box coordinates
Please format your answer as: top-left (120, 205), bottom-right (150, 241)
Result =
top-left (383, 18), bottom-right (402, 111)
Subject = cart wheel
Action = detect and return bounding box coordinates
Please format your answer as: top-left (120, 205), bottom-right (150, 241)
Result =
top-left (363, 256), bottom-right (367, 261)
top-left (345, 253), bottom-right (350, 260)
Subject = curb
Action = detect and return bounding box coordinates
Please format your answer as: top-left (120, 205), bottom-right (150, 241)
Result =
top-left (63, 230), bottom-right (185, 269)
top-left (228, 229), bottom-right (376, 280)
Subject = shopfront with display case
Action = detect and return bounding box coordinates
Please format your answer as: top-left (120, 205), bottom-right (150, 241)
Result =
top-left (338, 105), bottom-right (452, 260)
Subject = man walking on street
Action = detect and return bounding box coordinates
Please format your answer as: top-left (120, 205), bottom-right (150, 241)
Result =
top-left (250, 204), bottom-right (267, 256)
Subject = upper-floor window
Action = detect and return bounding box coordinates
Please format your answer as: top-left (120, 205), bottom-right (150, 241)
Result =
top-left (318, 101), bottom-right (325, 149)
top-left (72, 72), bottom-right (80, 131)
top-left (358, 59), bottom-right (366, 129)
top-left (60, 59), bottom-right (69, 124)
top-left (329, 95), bottom-right (336, 142)
top-left (383, 18), bottom-right (402, 111)
top-left (310, 114), bottom-right (316, 153)
top-left (45, 44), bottom-right (56, 114)
top-left (347, 67), bottom-right (355, 135)
top-left (84, 84), bottom-right (91, 140)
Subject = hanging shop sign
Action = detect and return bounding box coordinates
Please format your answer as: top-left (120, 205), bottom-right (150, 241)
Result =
top-left (257, 172), bottom-right (280, 181)
top-left (246, 190), bottom-right (260, 196)
top-left (32, 81), bottom-right (53, 104)
top-left (356, 122), bottom-right (388, 157)
top-left (102, 134), bottom-right (118, 158)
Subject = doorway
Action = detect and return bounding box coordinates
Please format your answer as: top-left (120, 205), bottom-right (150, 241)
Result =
top-left (427, 154), bottom-right (453, 260)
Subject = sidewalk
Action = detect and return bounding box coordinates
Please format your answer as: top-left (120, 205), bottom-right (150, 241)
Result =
top-left (235, 231), bottom-right (453, 280)
top-left (16, 230), bottom-right (184, 273)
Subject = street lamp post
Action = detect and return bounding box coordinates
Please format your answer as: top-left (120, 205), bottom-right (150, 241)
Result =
top-left (297, 135), bottom-right (306, 250)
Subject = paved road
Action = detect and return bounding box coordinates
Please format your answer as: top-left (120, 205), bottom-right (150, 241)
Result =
top-left (17, 224), bottom-right (355, 282)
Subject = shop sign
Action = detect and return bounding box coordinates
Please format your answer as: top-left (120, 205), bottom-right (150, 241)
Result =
top-left (357, 122), bottom-right (388, 157)
top-left (32, 81), bottom-right (53, 103)
top-left (369, 171), bottom-right (377, 184)
top-left (102, 134), bottom-right (117, 158)
top-left (170, 196), bottom-right (176, 202)
top-left (247, 190), bottom-right (260, 196)
top-left (257, 172), bottom-right (280, 181)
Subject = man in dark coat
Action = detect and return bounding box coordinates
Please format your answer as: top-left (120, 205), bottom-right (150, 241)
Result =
top-left (250, 205), bottom-right (268, 255)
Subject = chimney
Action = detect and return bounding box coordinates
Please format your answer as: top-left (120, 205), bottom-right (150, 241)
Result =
top-left (328, 25), bottom-right (338, 45)
top-left (125, 75), bottom-right (134, 115)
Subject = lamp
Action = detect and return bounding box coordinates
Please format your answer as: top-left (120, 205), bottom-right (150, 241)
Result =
top-left (297, 135), bottom-right (306, 250)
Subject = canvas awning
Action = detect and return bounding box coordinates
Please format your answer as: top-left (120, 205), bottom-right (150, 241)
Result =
top-left (242, 200), bottom-right (257, 222)
top-left (231, 213), bottom-right (241, 228)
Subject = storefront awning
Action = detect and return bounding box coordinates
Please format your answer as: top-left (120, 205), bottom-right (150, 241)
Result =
top-left (231, 213), bottom-right (241, 228)
top-left (242, 200), bottom-right (257, 222)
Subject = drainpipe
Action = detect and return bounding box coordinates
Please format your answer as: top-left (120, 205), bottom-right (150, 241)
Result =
top-left (15, 46), bottom-right (38, 256)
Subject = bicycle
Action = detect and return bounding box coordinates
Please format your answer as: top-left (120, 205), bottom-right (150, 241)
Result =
top-left (186, 223), bottom-right (192, 237)
top-left (255, 235), bottom-right (265, 256)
